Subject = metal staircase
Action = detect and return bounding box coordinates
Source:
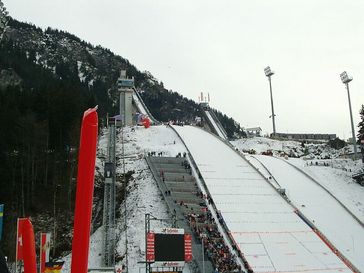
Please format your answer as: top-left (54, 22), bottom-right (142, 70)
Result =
top-left (103, 123), bottom-right (117, 267)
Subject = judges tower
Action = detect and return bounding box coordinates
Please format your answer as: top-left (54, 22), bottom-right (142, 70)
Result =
top-left (118, 70), bottom-right (134, 126)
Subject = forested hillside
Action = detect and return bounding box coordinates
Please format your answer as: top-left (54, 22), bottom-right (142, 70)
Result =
top-left (0, 18), bottom-right (245, 259)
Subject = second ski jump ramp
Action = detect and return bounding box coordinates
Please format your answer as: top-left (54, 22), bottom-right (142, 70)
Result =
top-left (132, 90), bottom-right (158, 124)
top-left (174, 125), bottom-right (352, 273)
top-left (253, 155), bottom-right (364, 272)
top-left (204, 110), bottom-right (228, 140)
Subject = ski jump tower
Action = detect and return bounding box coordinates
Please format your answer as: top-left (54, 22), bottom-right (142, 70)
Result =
top-left (118, 70), bottom-right (134, 126)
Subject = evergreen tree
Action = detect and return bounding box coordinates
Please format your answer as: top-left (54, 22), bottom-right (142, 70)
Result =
top-left (357, 104), bottom-right (364, 143)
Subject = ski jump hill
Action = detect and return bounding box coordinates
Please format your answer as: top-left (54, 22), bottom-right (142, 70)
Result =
top-left (201, 108), bottom-right (228, 140)
top-left (132, 89), bottom-right (159, 124)
top-left (172, 125), bottom-right (360, 273)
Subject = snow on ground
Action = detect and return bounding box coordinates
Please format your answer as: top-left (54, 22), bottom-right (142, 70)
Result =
top-left (232, 137), bottom-right (305, 156)
top-left (77, 61), bottom-right (86, 83)
top-left (62, 125), bottom-right (190, 273)
top-left (62, 226), bottom-right (105, 272)
top-left (251, 155), bottom-right (364, 272)
top-left (232, 137), bottom-right (364, 221)
top-left (175, 126), bottom-right (351, 273)
top-left (287, 158), bottom-right (364, 222)
top-left (232, 136), bottom-right (357, 160)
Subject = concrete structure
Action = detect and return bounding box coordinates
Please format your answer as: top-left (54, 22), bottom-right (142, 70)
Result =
top-left (118, 70), bottom-right (134, 126)
top-left (246, 127), bottom-right (262, 137)
top-left (274, 132), bottom-right (336, 141)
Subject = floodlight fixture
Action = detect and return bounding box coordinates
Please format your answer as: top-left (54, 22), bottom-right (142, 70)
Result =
top-left (264, 66), bottom-right (274, 77)
top-left (340, 71), bottom-right (352, 84)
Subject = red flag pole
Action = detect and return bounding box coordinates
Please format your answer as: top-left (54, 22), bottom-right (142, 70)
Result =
top-left (22, 219), bottom-right (37, 273)
top-left (71, 107), bottom-right (98, 273)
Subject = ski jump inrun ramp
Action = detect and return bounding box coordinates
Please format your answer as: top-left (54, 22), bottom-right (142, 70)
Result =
top-left (174, 125), bottom-right (356, 273)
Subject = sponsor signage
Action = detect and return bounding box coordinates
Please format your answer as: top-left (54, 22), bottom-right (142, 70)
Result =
top-left (147, 228), bottom-right (192, 267)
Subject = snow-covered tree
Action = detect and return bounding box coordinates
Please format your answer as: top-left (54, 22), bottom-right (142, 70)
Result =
top-left (357, 104), bottom-right (364, 142)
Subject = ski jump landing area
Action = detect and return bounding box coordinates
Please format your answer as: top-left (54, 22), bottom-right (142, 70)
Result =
top-left (174, 125), bottom-right (353, 273)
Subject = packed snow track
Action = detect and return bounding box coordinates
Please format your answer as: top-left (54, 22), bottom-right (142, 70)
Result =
top-left (174, 125), bottom-right (353, 273)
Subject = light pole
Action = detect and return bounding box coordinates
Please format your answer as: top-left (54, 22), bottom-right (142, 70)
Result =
top-left (264, 66), bottom-right (277, 136)
top-left (340, 71), bottom-right (358, 160)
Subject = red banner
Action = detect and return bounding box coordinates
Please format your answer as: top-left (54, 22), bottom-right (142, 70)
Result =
top-left (71, 108), bottom-right (98, 273)
top-left (184, 234), bottom-right (192, 262)
top-left (22, 219), bottom-right (37, 273)
top-left (16, 218), bottom-right (27, 261)
top-left (146, 232), bottom-right (155, 262)
top-left (40, 233), bottom-right (51, 273)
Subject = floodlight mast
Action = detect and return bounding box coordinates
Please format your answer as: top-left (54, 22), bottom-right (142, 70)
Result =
top-left (264, 66), bottom-right (276, 136)
top-left (340, 71), bottom-right (358, 160)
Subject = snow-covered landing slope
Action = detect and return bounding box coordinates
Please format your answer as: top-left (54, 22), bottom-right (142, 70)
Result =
top-left (287, 158), bottom-right (364, 223)
top-left (174, 125), bottom-right (352, 273)
top-left (251, 155), bottom-right (364, 272)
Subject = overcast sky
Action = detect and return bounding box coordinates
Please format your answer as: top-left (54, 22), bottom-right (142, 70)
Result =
top-left (4, 0), bottom-right (364, 138)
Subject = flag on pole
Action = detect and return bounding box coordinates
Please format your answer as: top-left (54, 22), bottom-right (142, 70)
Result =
top-left (16, 218), bottom-right (27, 261)
top-left (40, 233), bottom-right (51, 273)
top-left (0, 204), bottom-right (4, 241)
top-left (45, 261), bottom-right (64, 273)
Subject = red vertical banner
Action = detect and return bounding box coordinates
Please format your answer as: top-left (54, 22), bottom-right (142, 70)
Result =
top-left (22, 219), bottom-right (37, 273)
top-left (146, 232), bottom-right (155, 262)
top-left (71, 108), bottom-right (98, 273)
top-left (16, 218), bottom-right (26, 261)
top-left (184, 233), bottom-right (192, 262)
top-left (40, 233), bottom-right (51, 273)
